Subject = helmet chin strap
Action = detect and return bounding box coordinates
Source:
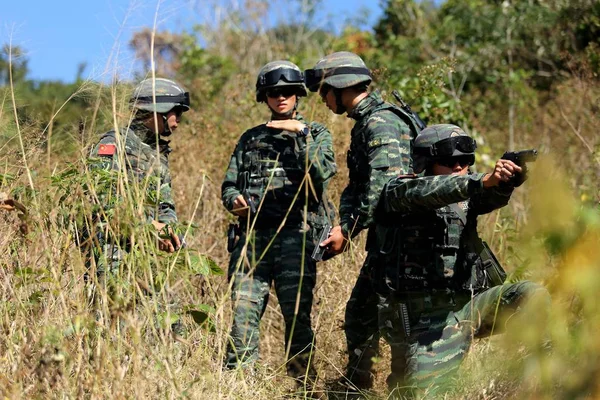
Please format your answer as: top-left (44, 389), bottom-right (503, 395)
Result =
top-left (160, 114), bottom-right (172, 137)
top-left (333, 89), bottom-right (346, 114)
top-left (143, 113), bottom-right (171, 144)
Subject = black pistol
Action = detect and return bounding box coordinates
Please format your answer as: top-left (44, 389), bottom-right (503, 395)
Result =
top-left (239, 171), bottom-right (257, 215)
top-left (501, 149), bottom-right (538, 166)
top-left (227, 223), bottom-right (239, 253)
top-left (311, 225), bottom-right (332, 262)
top-left (500, 149), bottom-right (538, 187)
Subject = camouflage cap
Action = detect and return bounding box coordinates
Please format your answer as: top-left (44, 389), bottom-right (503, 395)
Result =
top-left (413, 124), bottom-right (477, 173)
top-left (130, 78), bottom-right (190, 114)
top-left (255, 61), bottom-right (307, 102)
top-left (304, 51), bottom-right (372, 92)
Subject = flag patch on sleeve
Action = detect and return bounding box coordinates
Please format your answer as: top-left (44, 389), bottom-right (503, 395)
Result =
top-left (98, 144), bottom-right (116, 156)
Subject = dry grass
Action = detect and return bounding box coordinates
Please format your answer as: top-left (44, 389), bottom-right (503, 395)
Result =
top-left (1, 8), bottom-right (600, 397)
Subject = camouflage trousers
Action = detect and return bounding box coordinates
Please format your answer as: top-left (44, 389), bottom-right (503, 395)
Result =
top-left (378, 281), bottom-right (551, 397)
top-left (85, 239), bottom-right (183, 336)
top-left (343, 251), bottom-right (380, 389)
top-left (224, 226), bottom-right (317, 379)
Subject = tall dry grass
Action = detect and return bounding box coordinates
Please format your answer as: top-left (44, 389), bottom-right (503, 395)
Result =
top-left (2, 3), bottom-right (600, 399)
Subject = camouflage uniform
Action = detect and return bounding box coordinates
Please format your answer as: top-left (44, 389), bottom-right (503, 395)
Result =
top-left (222, 61), bottom-right (336, 380)
top-left (306, 52), bottom-right (420, 388)
top-left (88, 122), bottom-right (177, 276)
top-left (373, 125), bottom-right (550, 396)
top-left (84, 78), bottom-right (190, 331)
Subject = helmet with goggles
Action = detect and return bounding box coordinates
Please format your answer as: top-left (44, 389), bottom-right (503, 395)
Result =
top-left (304, 51), bottom-right (372, 93)
top-left (413, 124), bottom-right (477, 173)
top-left (130, 78), bottom-right (190, 114)
top-left (256, 61), bottom-right (307, 103)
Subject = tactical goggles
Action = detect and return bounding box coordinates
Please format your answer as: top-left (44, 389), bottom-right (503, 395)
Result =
top-left (434, 155), bottom-right (475, 168)
top-left (414, 136), bottom-right (477, 157)
top-left (304, 67), bottom-right (372, 91)
top-left (266, 87), bottom-right (298, 99)
top-left (132, 92), bottom-right (191, 108)
top-left (258, 68), bottom-right (304, 87)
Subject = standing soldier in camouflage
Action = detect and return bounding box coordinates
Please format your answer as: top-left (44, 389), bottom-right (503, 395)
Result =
top-left (85, 77), bottom-right (190, 332)
top-left (375, 124), bottom-right (550, 396)
top-left (221, 61), bottom-right (336, 390)
top-left (305, 51), bottom-right (420, 390)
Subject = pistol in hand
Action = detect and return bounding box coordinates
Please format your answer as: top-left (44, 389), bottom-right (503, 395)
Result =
top-left (311, 225), bottom-right (332, 262)
top-left (239, 171), bottom-right (257, 215)
top-left (501, 149), bottom-right (538, 187)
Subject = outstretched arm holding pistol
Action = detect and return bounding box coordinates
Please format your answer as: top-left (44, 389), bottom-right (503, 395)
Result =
top-left (499, 149), bottom-right (538, 187)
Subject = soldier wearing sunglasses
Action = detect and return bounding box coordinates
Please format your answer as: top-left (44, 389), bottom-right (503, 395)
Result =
top-left (221, 61), bottom-right (336, 392)
top-left (372, 124), bottom-right (550, 397)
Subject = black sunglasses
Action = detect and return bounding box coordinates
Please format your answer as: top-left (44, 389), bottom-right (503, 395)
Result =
top-left (434, 155), bottom-right (475, 168)
top-left (172, 106), bottom-right (186, 118)
top-left (266, 87), bottom-right (297, 98)
top-left (318, 84), bottom-right (331, 99)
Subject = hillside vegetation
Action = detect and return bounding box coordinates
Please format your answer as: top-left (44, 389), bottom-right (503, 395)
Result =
top-left (1, 1), bottom-right (600, 398)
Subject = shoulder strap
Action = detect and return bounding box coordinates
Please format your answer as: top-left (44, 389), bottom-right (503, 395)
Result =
top-left (99, 130), bottom-right (116, 142)
top-left (380, 103), bottom-right (422, 140)
top-left (448, 203), bottom-right (467, 225)
top-left (99, 126), bottom-right (138, 142)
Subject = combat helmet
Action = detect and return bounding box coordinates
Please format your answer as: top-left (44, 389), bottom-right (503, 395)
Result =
top-left (413, 124), bottom-right (477, 173)
top-left (130, 78), bottom-right (190, 114)
top-left (256, 61), bottom-right (307, 103)
top-left (304, 51), bottom-right (372, 92)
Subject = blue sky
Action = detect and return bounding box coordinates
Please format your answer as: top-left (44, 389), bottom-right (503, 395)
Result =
top-left (3, 0), bottom-right (382, 83)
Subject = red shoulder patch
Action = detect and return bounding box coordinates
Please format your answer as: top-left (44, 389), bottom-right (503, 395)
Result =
top-left (98, 144), bottom-right (116, 156)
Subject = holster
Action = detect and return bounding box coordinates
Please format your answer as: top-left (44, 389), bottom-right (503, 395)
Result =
top-left (227, 223), bottom-right (239, 253)
top-left (479, 240), bottom-right (507, 287)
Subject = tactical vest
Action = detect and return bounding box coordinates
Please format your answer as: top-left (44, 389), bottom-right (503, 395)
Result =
top-left (375, 201), bottom-right (485, 294)
top-left (241, 128), bottom-right (320, 227)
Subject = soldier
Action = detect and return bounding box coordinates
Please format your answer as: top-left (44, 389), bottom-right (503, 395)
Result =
top-left (375, 124), bottom-right (550, 396)
top-left (305, 51), bottom-right (420, 390)
top-left (221, 61), bottom-right (336, 390)
top-left (85, 77), bottom-right (190, 332)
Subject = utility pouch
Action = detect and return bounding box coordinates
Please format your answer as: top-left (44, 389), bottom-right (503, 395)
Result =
top-left (227, 223), bottom-right (239, 253)
top-left (480, 240), bottom-right (507, 287)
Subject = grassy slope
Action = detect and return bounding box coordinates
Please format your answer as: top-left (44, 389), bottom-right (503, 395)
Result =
top-left (0, 76), bottom-right (599, 399)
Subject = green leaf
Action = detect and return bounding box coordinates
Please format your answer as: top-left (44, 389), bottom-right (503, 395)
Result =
top-left (186, 304), bottom-right (216, 331)
top-left (28, 290), bottom-right (44, 305)
top-left (188, 309), bottom-right (209, 325)
top-left (157, 312), bottom-right (181, 329)
top-left (187, 252), bottom-right (224, 276)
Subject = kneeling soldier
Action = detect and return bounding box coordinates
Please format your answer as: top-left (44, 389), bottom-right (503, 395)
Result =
top-left (374, 124), bottom-right (550, 396)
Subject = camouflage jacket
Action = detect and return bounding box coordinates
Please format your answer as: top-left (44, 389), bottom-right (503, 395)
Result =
top-left (375, 173), bottom-right (514, 291)
top-left (88, 123), bottom-right (177, 224)
top-left (340, 90), bottom-right (415, 239)
top-left (221, 113), bottom-right (336, 228)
